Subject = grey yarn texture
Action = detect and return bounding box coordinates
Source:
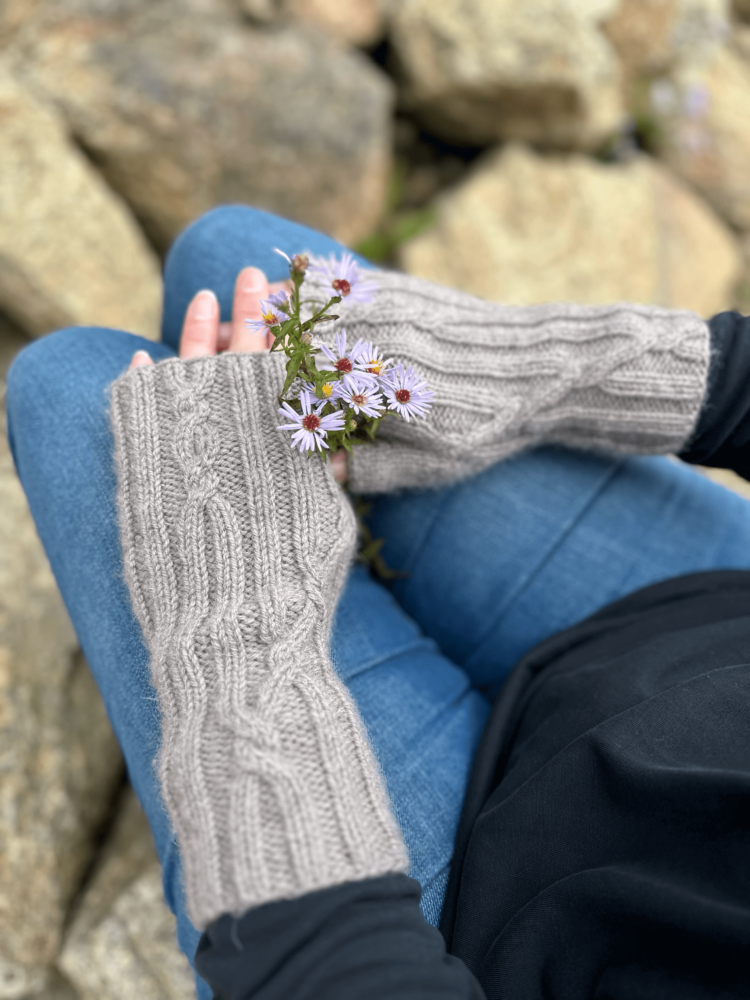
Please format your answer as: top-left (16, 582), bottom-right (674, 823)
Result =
top-left (110, 272), bottom-right (711, 930)
top-left (110, 351), bottom-right (409, 930)
top-left (305, 270), bottom-right (712, 493)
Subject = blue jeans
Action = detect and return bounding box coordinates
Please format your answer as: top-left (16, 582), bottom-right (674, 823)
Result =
top-left (7, 206), bottom-right (750, 999)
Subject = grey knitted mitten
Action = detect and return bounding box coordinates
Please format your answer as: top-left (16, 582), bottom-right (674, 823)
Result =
top-left (110, 351), bottom-right (408, 930)
top-left (306, 270), bottom-right (712, 494)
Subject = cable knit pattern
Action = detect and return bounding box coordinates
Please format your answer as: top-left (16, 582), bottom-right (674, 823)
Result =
top-left (303, 269), bottom-right (712, 493)
top-left (109, 351), bottom-right (408, 930)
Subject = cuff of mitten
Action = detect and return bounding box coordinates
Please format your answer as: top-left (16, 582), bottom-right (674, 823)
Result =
top-left (110, 351), bottom-right (408, 929)
top-left (525, 310), bottom-right (712, 456)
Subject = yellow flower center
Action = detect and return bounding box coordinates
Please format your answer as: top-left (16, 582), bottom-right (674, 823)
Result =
top-left (367, 360), bottom-right (383, 375)
top-left (321, 383), bottom-right (334, 397)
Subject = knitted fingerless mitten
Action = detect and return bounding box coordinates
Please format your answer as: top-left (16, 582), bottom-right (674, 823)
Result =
top-left (306, 270), bottom-right (712, 494)
top-left (109, 351), bottom-right (408, 930)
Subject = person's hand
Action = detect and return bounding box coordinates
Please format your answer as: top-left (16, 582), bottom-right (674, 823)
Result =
top-left (128, 266), bottom-right (349, 484)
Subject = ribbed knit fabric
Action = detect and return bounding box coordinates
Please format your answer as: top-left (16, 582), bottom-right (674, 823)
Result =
top-left (305, 270), bottom-right (712, 494)
top-left (109, 351), bottom-right (409, 930)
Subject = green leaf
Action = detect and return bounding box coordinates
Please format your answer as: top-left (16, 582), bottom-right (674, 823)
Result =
top-left (282, 355), bottom-right (303, 396)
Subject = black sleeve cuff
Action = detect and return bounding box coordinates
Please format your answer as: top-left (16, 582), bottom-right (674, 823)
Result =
top-left (195, 874), bottom-right (485, 1000)
top-left (678, 311), bottom-right (750, 480)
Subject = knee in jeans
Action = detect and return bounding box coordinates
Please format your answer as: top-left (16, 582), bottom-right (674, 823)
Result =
top-left (6, 326), bottom-right (144, 417)
top-left (166, 205), bottom-right (263, 267)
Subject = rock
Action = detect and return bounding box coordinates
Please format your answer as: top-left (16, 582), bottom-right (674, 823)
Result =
top-left (602, 0), bottom-right (731, 82)
top-left (650, 43), bottom-right (750, 231)
top-left (59, 788), bottom-right (194, 1000)
top-left (23, 971), bottom-right (80, 1000)
top-left (733, 23), bottom-right (750, 59)
top-left (698, 466), bottom-right (750, 498)
top-left (0, 0), bottom-right (45, 47)
top-left (10, 5), bottom-right (394, 250)
top-left (284, 0), bottom-right (386, 46)
top-left (0, 314), bottom-right (28, 382)
top-left (237, 0), bottom-right (385, 45)
top-left (0, 66), bottom-right (162, 340)
top-left (399, 144), bottom-right (741, 317)
top-left (0, 341), bottom-right (124, 997)
top-left (736, 232), bottom-right (750, 311)
top-left (388, 0), bottom-right (625, 148)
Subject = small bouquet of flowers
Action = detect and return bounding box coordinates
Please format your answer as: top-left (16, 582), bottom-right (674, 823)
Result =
top-left (246, 249), bottom-right (433, 460)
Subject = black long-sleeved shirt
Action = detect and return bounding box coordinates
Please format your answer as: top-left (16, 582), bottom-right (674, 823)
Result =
top-left (196, 313), bottom-right (750, 1000)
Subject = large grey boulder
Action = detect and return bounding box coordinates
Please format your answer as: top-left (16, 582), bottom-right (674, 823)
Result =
top-left (388, 0), bottom-right (626, 148)
top-left (0, 325), bottom-right (124, 998)
top-left (400, 144), bottom-right (741, 317)
top-left (0, 66), bottom-right (162, 340)
top-left (10, 2), bottom-right (394, 250)
top-left (58, 788), bottom-right (194, 1000)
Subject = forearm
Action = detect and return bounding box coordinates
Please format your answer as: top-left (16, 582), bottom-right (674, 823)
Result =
top-left (315, 272), bottom-right (712, 493)
top-left (196, 875), bottom-right (486, 1000)
top-left (109, 351), bottom-right (407, 929)
top-left (110, 349), bottom-right (485, 997)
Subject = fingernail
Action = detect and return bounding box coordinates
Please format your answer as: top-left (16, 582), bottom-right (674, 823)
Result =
top-left (238, 267), bottom-right (265, 291)
top-left (131, 350), bottom-right (152, 366)
top-left (192, 289), bottom-right (218, 318)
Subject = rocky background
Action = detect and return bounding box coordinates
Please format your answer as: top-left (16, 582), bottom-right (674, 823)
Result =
top-left (1, 0), bottom-right (750, 996)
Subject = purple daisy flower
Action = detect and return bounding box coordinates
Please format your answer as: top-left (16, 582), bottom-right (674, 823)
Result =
top-left (382, 365), bottom-right (434, 421)
top-left (339, 384), bottom-right (385, 418)
top-left (307, 251), bottom-right (378, 304)
top-left (277, 391), bottom-right (345, 453)
top-left (318, 330), bottom-right (376, 393)
top-left (354, 341), bottom-right (395, 382)
top-left (245, 295), bottom-right (289, 334)
top-left (299, 380), bottom-right (346, 404)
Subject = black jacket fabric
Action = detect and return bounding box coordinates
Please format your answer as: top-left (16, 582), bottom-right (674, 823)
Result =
top-left (196, 313), bottom-right (750, 999)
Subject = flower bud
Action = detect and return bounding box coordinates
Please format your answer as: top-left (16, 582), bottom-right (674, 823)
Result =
top-left (292, 254), bottom-right (309, 274)
top-left (301, 332), bottom-right (312, 345)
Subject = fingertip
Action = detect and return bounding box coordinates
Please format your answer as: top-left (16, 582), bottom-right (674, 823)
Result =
top-left (189, 288), bottom-right (219, 319)
top-left (129, 349), bottom-right (154, 369)
top-left (231, 267), bottom-right (272, 353)
top-left (180, 288), bottom-right (220, 358)
top-left (236, 266), bottom-right (269, 294)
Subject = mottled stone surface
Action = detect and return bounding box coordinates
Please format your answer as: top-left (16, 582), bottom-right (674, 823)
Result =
top-left (59, 788), bottom-right (194, 1000)
top-left (603, 0), bottom-right (730, 81)
top-left (0, 65), bottom-right (161, 340)
top-left (400, 144), bottom-right (741, 316)
top-left (284, 0), bottom-right (385, 45)
top-left (0, 324), bottom-right (124, 998)
top-left (655, 42), bottom-right (750, 230)
top-left (0, 0), bottom-right (44, 46)
top-left (10, 3), bottom-right (394, 250)
top-left (389, 0), bottom-right (625, 148)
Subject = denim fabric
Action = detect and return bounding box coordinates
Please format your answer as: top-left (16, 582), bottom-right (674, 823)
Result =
top-left (7, 205), bottom-right (750, 998)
